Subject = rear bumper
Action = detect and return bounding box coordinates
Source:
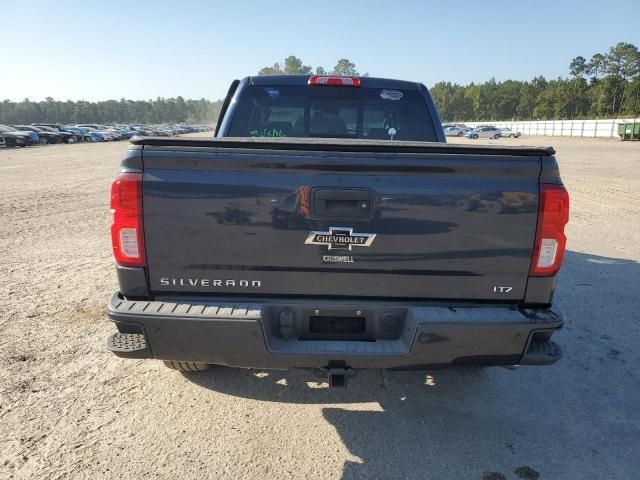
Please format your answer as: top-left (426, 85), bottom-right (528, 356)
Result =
top-left (106, 293), bottom-right (564, 369)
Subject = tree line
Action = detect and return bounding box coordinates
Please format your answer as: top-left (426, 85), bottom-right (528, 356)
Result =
top-left (1, 43), bottom-right (638, 125)
top-left (0, 97), bottom-right (223, 125)
top-left (259, 44), bottom-right (640, 121)
top-left (0, 56), bottom-right (365, 126)
top-left (430, 42), bottom-right (640, 121)
top-left (258, 56), bottom-right (367, 77)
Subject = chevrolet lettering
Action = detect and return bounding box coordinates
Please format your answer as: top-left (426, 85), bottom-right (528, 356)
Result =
top-left (305, 227), bottom-right (376, 251)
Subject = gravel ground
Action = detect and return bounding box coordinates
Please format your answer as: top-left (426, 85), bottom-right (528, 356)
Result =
top-left (1, 135), bottom-right (639, 480)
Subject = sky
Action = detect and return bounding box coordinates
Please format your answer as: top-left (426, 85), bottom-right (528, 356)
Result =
top-left (1, 0), bottom-right (638, 102)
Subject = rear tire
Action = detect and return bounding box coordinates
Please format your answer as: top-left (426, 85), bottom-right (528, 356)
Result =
top-left (457, 131), bottom-right (464, 136)
top-left (472, 134), bottom-right (479, 139)
top-left (39, 137), bottom-right (49, 145)
top-left (493, 134), bottom-right (500, 139)
top-left (163, 361), bottom-right (210, 372)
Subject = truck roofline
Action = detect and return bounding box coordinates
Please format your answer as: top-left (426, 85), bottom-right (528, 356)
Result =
top-left (215, 77), bottom-right (446, 142)
top-left (247, 75), bottom-right (420, 91)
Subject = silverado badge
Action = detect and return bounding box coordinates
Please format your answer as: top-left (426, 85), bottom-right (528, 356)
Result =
top-left (305, 227), bottom-right (376, 251)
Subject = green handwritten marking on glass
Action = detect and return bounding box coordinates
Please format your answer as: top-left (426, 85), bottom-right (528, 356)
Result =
top-left (250, 129), bottom-right (287, 138)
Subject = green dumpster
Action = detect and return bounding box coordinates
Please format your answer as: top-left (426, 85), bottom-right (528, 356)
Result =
top-left (618, 122), bottom-right (640, 141)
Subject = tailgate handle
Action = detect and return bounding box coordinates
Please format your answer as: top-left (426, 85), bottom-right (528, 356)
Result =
top-left (313, 189), bottom-right (372, 218)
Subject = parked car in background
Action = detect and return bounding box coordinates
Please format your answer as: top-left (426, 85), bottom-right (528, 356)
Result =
top-left (443, 125), bottom-right (467, 137)
top-left (15, 127), bottom-right (41, 144)
top-left (61, 126), bottom-right (86, 141)
top-left (102, 126), bottom-right (128, 140)
top-left (76, 125), bottom-right (120, 141)
top-left (13, 125), bottom-right (63, 144)
top-left (500, 127), bottom-right (521, 138)
top-left (466, 126), bottom-right (501, 139)
top-left (114, 125), bottom-right (144, 138)
top-left (78, 127), bottom-right (107, 142)
top-left (33, 125), bottom-right (77, 143)
top-left (146, 126), bottom-right (168, 136)
top-left (0, 125), bottom-right (33, 147)
top-left (64, 125), bottom-right (97, 142)
top-left (173, 124), bottom-right (190, 134)
top-left (76, 124), bottom-right (116, 140)
top-left (130, 125), bottom-right (154, 136)
top-left (103, 126), bottom-right (126, 140)
top-left (0, 121), bottom-right (194, 146)
top-left (151, 125), bottom-right (172, 136)
top-left (33, 123), bottom-right (82, 142)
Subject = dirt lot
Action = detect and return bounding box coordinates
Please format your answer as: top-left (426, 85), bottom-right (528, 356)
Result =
top-left (1, 135), bottom-right (639, 480)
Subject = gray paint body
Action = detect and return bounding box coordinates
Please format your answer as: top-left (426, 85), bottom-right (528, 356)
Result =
top-left (108, 76), bottom-right (565, 369)
top-left (141, 144), bottom-right (543, 301)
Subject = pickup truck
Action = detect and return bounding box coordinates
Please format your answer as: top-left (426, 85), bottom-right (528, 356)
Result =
top-left (106, 75), bottom-right (569, 387)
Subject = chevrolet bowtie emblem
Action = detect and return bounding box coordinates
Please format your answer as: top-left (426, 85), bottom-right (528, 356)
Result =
top-left (305, 227), bottom-right (377, 251)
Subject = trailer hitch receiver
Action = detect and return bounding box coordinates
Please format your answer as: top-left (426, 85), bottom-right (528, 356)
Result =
top-left (328, 368), bottom-right (348, 388)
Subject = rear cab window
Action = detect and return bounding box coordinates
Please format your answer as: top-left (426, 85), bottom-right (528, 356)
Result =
top-left (227, 84), bottom-right (438, 142)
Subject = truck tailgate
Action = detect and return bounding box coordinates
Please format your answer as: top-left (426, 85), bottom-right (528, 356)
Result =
top-left (140, 140), bottom-right (542, 301)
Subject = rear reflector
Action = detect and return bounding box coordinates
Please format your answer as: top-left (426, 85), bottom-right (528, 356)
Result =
top-left (308, 75), bottom-right (361, 87)
top-left (530, 184), bottom-right (569, 276)
top-left (110, 172), bottom-right (145, 267)
top-left (119, 228), bottom-right (140, 258)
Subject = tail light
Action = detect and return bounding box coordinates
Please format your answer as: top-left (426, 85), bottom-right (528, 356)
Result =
top-left (110, 172), bottom-right (145, 267)
top-left (530, 184), bottom-right (569, 276)
top-left (308, 75), bottom-right (361, 87)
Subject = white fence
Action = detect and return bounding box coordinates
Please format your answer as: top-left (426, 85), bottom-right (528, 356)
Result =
top-left (464, 118), bottom-right (640, 138)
